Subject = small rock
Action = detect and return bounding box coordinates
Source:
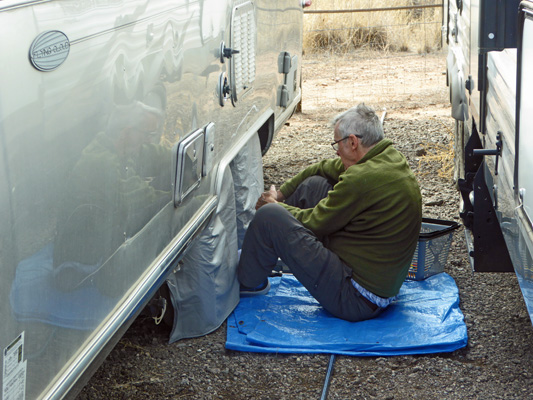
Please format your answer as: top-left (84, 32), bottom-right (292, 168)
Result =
top-left (416, 147), bottom-right (427, 156)
top-left (425, 199), bottom-right (444, 206)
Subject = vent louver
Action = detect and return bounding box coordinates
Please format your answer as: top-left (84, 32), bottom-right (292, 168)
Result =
top-left (231, 1), bottom-right (256, 103)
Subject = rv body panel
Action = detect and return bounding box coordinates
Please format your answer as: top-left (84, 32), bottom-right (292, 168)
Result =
top-left (447, 0), bottom-right (471, 124)
top-left (445, 0), bottom-right (533, 323)
top-left (469, 0), bottom-right (481, 125)
top-left (513, 2), bottom-right (533, 321)
top-left (485, 50), bottom-right (516, 218)
top-left (0, 0), bottom-right (304, 398)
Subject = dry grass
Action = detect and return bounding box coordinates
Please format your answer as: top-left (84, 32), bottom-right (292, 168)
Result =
top-left (303, 0), bottom-right (443, 54)
top-left (418, 119), bottom-right (454, 179)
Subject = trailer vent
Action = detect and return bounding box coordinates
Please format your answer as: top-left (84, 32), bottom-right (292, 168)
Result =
top-left (230, 1), bottom-right (256, 103)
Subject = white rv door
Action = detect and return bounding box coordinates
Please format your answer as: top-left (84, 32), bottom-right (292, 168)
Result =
top-left (518, 13), bottom-right (533, 223)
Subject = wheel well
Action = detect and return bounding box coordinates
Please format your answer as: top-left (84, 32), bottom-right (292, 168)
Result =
top-left (258, 115), bottom-right (275, 156)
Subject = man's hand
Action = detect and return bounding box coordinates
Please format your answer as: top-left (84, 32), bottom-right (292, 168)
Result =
top-left (256, 185), bottom-right (280, 210)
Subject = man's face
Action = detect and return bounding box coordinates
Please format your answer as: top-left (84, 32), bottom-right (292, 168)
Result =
top-left (334, 122), bottom-right (351, 170)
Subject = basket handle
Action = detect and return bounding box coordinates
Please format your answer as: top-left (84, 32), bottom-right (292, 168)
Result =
top-left (419, 217), bottom-right (461, 239)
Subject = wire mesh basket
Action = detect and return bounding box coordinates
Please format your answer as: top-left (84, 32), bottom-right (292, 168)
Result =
top-left (406, 218), bottom-right (461, 281)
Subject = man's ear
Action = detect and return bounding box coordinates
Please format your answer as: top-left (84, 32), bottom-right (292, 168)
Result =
top-left (349, 134), bottom-right (359, 150)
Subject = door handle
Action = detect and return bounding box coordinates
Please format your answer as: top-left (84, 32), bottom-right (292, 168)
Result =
top-left (473, 131), bottom-right (503, 175)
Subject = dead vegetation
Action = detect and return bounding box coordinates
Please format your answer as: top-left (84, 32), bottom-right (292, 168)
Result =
top-left (303, 0), bottom-right (443, 54)
top-left (418, 118), bottom-right (455, 179)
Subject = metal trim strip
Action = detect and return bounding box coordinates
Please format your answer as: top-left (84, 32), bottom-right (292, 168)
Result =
top-left (215, 107), bottom-right (274, 197)
top-left (41, 197), bottom-right (217, 400)
top-left (0, 0), bottom-right (52, 12)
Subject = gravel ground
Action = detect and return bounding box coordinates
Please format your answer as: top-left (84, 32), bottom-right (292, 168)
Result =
top-left (78, 51), bottom-right (533, 400)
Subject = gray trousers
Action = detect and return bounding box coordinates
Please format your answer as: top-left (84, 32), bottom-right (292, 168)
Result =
top-left (238, 176), bottom-right (383, 322)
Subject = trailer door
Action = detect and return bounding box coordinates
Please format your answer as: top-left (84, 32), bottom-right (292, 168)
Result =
top-left (517, 7), bottom-right (533, 223)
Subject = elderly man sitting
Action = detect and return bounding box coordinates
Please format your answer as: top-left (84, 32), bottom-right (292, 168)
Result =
top-left (238, 103), bottom-right (422, 322)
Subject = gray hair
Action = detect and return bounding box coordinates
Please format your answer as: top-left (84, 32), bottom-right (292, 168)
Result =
top-left (331, 103), bottom-right (384, 147)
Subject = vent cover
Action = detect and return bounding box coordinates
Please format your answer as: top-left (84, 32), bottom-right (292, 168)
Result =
top-left (230, 1), bottom-right (256, 103)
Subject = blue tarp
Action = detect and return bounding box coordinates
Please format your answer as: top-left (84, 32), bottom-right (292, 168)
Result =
top-left (226, 273), bottom-right (467, 356)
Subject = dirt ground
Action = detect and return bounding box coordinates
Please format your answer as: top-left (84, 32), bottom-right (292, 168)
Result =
top-left (78, 50), bottom-right (533, 399)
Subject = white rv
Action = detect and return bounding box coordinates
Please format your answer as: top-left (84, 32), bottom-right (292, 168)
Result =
top-left (0, 1), bottom-right (307, 398)
top-left (445, 0), bottom-right (533, 323)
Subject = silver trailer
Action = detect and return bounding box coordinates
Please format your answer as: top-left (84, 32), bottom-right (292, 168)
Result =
top-left (445, 0), bottom-right (533, 324)
top-left (0, 1), bottom-right (306, 398)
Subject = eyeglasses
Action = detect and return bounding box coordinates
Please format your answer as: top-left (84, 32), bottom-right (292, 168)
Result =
top-left (330, 134), bottom-right (362, 151)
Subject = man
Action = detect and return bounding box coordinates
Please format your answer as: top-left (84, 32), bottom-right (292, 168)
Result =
top-left (237, 103), bottom-right (422, 322)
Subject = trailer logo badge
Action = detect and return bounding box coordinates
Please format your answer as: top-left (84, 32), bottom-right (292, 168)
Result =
top-left (29, 31), bottom-right (70, 71)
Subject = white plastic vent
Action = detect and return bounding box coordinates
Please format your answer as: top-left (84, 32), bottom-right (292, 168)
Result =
top-left (231, 1), bottom-right (256, 102)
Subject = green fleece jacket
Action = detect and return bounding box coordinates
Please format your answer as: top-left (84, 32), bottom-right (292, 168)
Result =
top-left (279, 139), bottom-right (422, 298)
